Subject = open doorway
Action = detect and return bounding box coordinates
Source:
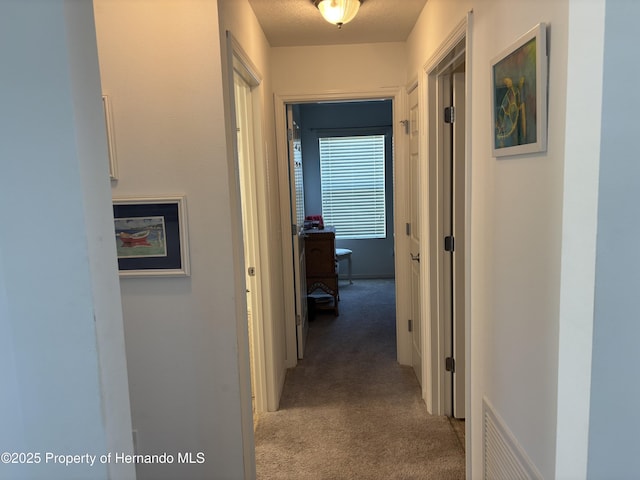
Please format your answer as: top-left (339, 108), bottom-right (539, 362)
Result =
top-left (276, 92), bottom-right (410, 367)
top-left (293, 101), bottom-right (394, 279)
top-left (293, 99), bottom-right (395, 344)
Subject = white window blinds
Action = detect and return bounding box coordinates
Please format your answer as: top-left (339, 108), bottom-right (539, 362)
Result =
top-left (319, 135), bottom-right (386, 239)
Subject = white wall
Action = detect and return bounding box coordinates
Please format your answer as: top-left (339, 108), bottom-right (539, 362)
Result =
top-left (94, 1), bottom-right (250, 478)
top-left (0, 1), bottom-right (134, 478)
top-left (555, 0), bottom-right (605, 477)
top-left (472, 2), bottom-right (569, 477)
top-left (65, 4), bottom-right (136, 476)
top-left (272, 42), bottom-right (406, 94)
top-left (408, 0), bottom-right (570, 477)
top-left (405, 0), bottom-right (473, 79)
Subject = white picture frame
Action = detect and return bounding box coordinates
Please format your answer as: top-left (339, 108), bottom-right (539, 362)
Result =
top-left (491, 23), bottom-right (548, 157)
top-left (113, 195), bottom-right (190, 277)
top-left (102, 94), bottom-right (119, 180)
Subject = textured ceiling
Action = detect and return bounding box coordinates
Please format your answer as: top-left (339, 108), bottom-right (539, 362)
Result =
top-left (247, 0), bottom-right (429, 47)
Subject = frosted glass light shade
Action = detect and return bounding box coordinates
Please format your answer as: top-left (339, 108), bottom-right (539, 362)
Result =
top-left (316, 0), bottom-right (361, 27)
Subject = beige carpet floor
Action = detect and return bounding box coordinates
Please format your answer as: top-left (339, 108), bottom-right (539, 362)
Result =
top-left (254, 278), bottom-right (466, 479)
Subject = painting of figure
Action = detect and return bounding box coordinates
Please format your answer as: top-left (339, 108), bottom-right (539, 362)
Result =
top-left (491, 24), bottom-right (547, 157)
top-left (494, 37), bottom-right (537, 149)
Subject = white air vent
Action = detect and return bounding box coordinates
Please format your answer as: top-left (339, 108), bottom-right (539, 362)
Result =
top-left (483, 398), bottom-right (543, 480)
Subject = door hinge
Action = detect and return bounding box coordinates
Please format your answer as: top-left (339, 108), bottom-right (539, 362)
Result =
top-left (445, 356), bottom-right (455, 372)
top-left (444, 106), bottom-right (455, 124)
top-left (248, 267), bottom-right (256, 277)
top-left (444, 235), bottom-right (455, 252)
top-left (287, 128), bottom-right (293, 141)
top-left (296, 314), bottom-right (301, 326)
top-left (408, 319), bottom-right (413, 332)
top-left (291, 223), bottom-right (297, 236)
top-left (400, 119), bottom-right (409, 134)
top-left (406, 222), bottom-right (411, 236)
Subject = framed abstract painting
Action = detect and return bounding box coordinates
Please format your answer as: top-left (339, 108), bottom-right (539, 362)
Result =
top-left (491, 23), bottom-right (548, 157)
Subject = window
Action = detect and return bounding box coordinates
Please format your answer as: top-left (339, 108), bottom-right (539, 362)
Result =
top-left (319, 135), bottom-right (386, 239)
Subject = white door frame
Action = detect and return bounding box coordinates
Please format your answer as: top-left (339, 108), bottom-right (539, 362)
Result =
top-left (406, 80), bottom-right (423, 390)
top-left (287, 106), bottom-right (309, 359)
top-left (226, 32), bottom-right (274, 417)
top-left (420, 12), bottom-right (473, 473)
top-left (274, 88), bottom-right (412, 368)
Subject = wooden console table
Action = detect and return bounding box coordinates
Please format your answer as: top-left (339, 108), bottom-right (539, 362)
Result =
top-left (304, 226), bottom-right (339, 315)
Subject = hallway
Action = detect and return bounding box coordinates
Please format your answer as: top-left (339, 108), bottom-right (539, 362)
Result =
top-left (254, 279), bottom-right (465, 479)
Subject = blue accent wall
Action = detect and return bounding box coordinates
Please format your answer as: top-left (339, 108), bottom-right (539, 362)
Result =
top-left (587, 0), bottom-right (640, 476)
top-left (299, 101), bottom-right (394, 278)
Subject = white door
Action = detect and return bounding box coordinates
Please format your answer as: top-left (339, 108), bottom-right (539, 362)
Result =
top-left (234, 72), bottom-right (260, 411)
top-left (408, 86), bottom-right (422, 386)
top-left (441, 70), bottom-right (466, 419)
top-left (287, 105), bottom-right (309, 359)
top-left (452, 71), bottom-right (466, 419)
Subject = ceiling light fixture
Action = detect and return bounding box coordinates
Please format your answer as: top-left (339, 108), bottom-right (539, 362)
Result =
top-left (313, 0), bottom-right (362, 29)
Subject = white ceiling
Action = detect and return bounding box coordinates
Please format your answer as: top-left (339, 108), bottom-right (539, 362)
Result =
top-left (247, 0), bottom-right (429, 47)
